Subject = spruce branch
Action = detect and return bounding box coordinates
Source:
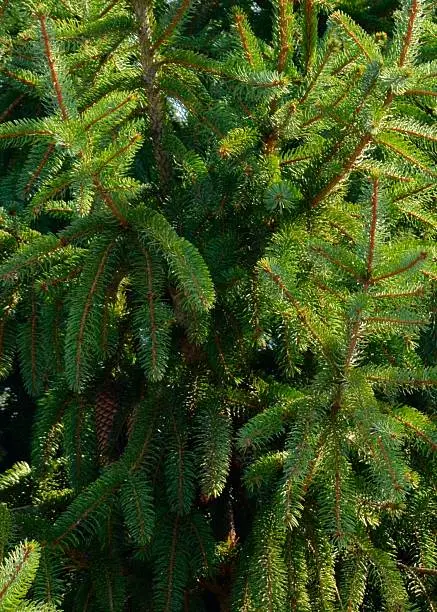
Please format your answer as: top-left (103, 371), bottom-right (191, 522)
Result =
top-left (391, 413), bottom-right (437, 452)
top-left (164, 516), bottom-right (180, 612)
top-left (83, 95), bottom-right (136, 131)
top-left (132, 0), bottom-right (171, 194)
top-left (260, 261), bottom-right (339, 371)
top-left (299, 44), bottom-right (335, 104)
top-left (234, 11), bottom-right (255, 67)
top-left (0, 237), bottom-right (62, 282)
top-left (392, 183), bottom-right (434, 203)
top-left (310, 135), bottom-right (372, 208)
top-left (386, 124), bottom-right (437, 143)
top-left (30, 292), bottom-right (38, 395)
top-left (330, 11), bottom-right (382, 62)
top-left (372, 288), bottom-right (425, 300)
top-left (310, 245), bottom-right (363, 283)
top-left (152, 0), bottom-right (191, 51)
top-left (333, 444), bottom-right (343, 539)
top-left (93, 133), bottom-right (143, 175)
top-left (366, 177), bottom-right (378, 280)
top-left (403, 88), bottom-right (437, 97)
top-left (369, 251), bottom-right (427, 285)
top-left (52, 465), bottom-right (124, 546)
top-left (377, 135), bottom-right (437, 177)
top-left (277, 0), bottom-right (293, 73)
top-left (23, 144), bottom-right (56, 197)
top-left (99, 0), bottom-right (122, 19)
top-left (66, 237), bottom-right (119, 391)
top-left (398, 563), bottom-right (437, 577)
top-left (0, 127), bottom-right (52, 143)
top-left (398, 0), bottom-right (419, 67)
top-left (0, 0), bottom-right (9, 18)
top-left (0, 95), bottom-right (25, 124)
top-left (366, 316), bottom-right (427, 326)
top-left (375, 437), bottom-right (403, 492)
top-left (92, 178), bottom-right (128, 227)
top-left (38, 14), bottom-right (69, 121)
top-left (302, 0), bottom-right (317, 73)
top-left (0, 541), bottom-right (39, 606)
top-left (0, 69), bottom-right (37, 89)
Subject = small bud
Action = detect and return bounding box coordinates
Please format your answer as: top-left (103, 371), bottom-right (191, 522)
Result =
top-left (374, 32), bottom-right (388, 47)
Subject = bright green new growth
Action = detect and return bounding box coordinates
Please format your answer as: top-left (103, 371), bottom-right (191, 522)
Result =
top-left (0, 538), bottom-right (56, 612)
top-left (0, 0), bottom-right (435, 610)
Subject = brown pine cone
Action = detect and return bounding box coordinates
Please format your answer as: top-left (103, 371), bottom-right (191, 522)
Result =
top-left (95, 386), bottom-right (118, 465)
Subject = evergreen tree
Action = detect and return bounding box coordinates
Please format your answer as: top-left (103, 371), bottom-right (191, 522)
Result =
top-left (0, 0), bottom-right (436, 610)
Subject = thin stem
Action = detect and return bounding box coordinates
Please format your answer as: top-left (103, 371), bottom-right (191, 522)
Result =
top-left (398, 0), bottom-right (418, 67)
top-left (0, 94), bottom-right (25, 123)
top-left (92, 177), bottom-right (128, 226)
top-left (366, 177), bottom-right (378, 278)
top-left (277, 0), bottom-right (293, 73)
top-left (370, 252), bottom-right (427, 285)
top-left (260, 261), bottom-right (339, 372)
top-left (234, 12), bottom-right (254, 66)
top-left (99, 0), bottom-right (121, 18)
top-left (311, 135), bottom-right (372, 208)
top-left (132, 0), bottom-right (171, 194)
top-left (398, 563), bottom-right (437, 577)
top-left (38, 14), bottom-right (69, 120)
top-left (152, 0), bottom-right (191, 51)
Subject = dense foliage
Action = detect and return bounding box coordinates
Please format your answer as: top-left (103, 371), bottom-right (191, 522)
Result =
top-left (0, 0), bottom-right (436, 610)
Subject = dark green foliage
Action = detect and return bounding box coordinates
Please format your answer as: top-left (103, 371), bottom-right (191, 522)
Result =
top-left (0, 0), bottom-right (436, 610)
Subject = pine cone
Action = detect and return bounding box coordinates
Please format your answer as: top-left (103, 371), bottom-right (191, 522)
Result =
top-left (95, 386), bottom-right (118, 465)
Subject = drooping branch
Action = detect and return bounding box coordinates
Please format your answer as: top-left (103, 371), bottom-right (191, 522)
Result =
top-left (30, 292), bottom-right (39, 395)
top-left (73, 240), bottom-right (117, 391)
top-left (333, 443), bottom-right (343, 539)
top-left (141, 246), bottom-right (158, 373)
top-left (164, 516), bottom-right (180, 612)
